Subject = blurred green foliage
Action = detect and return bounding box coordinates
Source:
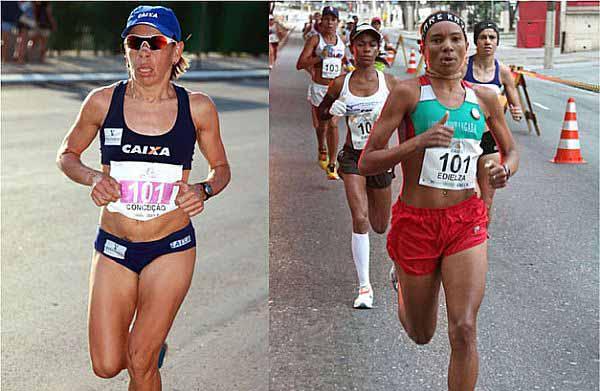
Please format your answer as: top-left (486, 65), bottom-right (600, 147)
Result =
top-left (48, 1), bottom-right (268, 55)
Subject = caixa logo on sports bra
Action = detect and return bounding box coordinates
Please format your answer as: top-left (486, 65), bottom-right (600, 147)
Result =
top-left (122, 144), bottom-right (171, 156)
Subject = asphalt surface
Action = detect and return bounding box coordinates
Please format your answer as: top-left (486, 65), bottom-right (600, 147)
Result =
top-left (269, 34), bottom-right (599, 390)
top-left (1, 79), bottom-right (268, 390)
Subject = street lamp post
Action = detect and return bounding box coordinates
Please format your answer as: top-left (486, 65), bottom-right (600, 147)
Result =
top-left (544, 1), bottom-right (556, 69)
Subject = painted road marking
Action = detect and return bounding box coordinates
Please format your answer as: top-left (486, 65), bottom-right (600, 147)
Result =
top-left (533, 102), bottom-right (550, 110)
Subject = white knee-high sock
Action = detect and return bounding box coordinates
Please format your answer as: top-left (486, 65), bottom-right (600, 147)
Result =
top-left (351, 232), bottom-right (370, 287)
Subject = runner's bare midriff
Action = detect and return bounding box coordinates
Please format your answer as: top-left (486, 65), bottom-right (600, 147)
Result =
top-left (399, 152), bottom-right (476, 209)
top-left (99, 166), bottom-right (192, 242)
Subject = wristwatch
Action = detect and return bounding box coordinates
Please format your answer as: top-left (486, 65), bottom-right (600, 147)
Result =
top-left (200, 182), bottom-right (214, 201)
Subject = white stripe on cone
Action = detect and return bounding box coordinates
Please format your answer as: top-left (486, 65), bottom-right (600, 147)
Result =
top-left (566, 102), bottom-right (576, 113)
top-left (562, 120), bottom-right (579, 131)
top-left (558, 139), bottom-right (581, 150)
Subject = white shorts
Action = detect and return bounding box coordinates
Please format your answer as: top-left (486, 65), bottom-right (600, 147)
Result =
top-left (307, 82), bottom-right (329, 107)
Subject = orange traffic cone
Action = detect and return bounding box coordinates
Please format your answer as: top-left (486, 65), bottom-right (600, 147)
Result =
top-left (551, 97), bottom-right (585, 164)
top-left (406, 49), bottom-right (417, 74)
top-left (386, 49), bottom-right (395, 66)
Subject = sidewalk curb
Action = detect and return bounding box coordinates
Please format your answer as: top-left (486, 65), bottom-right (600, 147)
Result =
top-left (1, 69), bottom-right (269, 84)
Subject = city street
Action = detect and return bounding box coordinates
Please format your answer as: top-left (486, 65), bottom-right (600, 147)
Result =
top-left (1, 79), bottom-right (269, 390)
top-left (269, 33), bottom-right (599, 390)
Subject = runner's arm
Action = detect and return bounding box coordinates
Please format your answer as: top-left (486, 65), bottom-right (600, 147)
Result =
top-left (190, 93), bottom-right (231, 198)
top-left (499, 63), bottom-right (519, 108)
top-left (476, 86), bottom-right (520, 185)
top-left (499, 63), bottom-right (523, 120)
top-left (317, 76), bottom-right (344, 121)
top-left (296, 35), bottom-right (321, 70)
top-left (56, 87), bottom-right (110, 186)
top-left (359, 80), bottom-right (420, 175)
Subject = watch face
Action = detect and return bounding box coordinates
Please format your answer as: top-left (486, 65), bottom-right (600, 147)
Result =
top-left (204, 183), bottom-right (214, 196)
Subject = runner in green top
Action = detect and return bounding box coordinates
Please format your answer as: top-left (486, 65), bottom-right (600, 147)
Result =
top-left (359, 11), bottom-right (519, 390)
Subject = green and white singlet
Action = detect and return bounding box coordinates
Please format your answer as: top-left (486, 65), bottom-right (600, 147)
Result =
top-left (405, 76), bottom-right (486, 190)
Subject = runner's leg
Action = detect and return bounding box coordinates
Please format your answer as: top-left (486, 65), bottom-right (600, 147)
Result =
top-left (366, 185), bottom-right (392, 234)
top-left (126, 248), bottom-right (196, 391)
top-left (441, 242), bottom-right (488, 391)
top-left (395, 265), bottom-right (442, 344)
top-left (326, 116), bottom-right (339, 170)
top-left (88, 252), bottom-right (138, 378)
top-left (343, 173), bottom-right (370, 279)
top-left (311, 106), bottom-right (326, 156)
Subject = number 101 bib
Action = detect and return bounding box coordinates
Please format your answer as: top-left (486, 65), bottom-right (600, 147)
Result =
top-left (107, 161), bottom-right (182, 221)
top-left (420, 139), bottom-right (482, 190)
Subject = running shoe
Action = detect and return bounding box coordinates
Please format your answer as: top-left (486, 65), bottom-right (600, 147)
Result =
top-left (326, 163), bottom-right (340, 180)
top-left (353, 284), bottom-right (374, 309)
top-left (318, 150), bottom-right (329, 170)
top-left (389, 265), bottom-right (398, 292)
top-left (158, 342), bottom-right (168, 369)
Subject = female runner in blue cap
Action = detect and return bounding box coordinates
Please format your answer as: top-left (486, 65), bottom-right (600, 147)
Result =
top-left (57, 5), bottom-right (230, 389)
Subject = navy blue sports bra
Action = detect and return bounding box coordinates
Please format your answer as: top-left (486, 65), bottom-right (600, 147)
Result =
top-left (99, 81), bottom-right (196, 170)
top-left (463, 55), bottom-right (501, 89)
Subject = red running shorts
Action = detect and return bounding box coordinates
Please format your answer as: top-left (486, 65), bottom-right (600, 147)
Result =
top-left (386, 195), bottom-right (488, 276)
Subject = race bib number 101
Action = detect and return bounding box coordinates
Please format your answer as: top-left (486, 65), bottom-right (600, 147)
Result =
top-left (107, 161), bottom-right (183, 221)
top-left (120, 180), bottom-right (176, 205)
top-left (322, 57), bottom-right (342, 79)
top-left (419, 139), bottom-right (482, 190)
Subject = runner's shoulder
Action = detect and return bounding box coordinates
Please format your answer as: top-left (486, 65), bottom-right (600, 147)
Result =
top-left (186, 90), bottom-right (218, 127)
top-left (471, 83), bottom-right (497, 102)
top-left (497, 62), bottom-right (516, 83)
top-left (306, 33), bottom-right (319, 46)
top-left (391, 77), bottom-right (420, 103)
top-left (81, 82), bottom-right (118, 120)
top-left (471, 83), bottom-right (498, 115)
top-left (383, 72), bottom-right (398, 90)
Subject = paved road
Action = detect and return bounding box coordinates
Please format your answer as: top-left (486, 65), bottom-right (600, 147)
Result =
top-left (1, 79), bottom-right (268, 390)
top-left (269, 34), bottom-right (598, 390)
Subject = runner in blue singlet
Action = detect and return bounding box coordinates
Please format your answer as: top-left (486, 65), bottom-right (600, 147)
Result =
top-left (57, 6), bottom-right (230, 389)
top-left (463, 20), bottom-right (522, 226)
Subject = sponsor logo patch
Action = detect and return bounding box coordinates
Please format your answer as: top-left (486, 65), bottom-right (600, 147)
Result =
top-left (170, 235), bottom-right (192, 249)
top-left (137, 12), bottom-right (158, 19)
top-left (104, 239), bottom-right (127, 259)
top-left (122, 144), bottom-right (171, 156)
top-left (104, 128), bottom-right (123, 146)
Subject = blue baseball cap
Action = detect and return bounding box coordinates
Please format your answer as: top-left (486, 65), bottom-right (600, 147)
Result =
top-left (322, 6), bottom-right (339, 19)
top-left (121, 5), bottom-right (182, 41)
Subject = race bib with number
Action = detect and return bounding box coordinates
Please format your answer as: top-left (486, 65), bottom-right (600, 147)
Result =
top-left (347, 102), bottom-right (383, 150)
top-left (419, 138), bottom-right (482, 190)
top-left (269, 33), bottom-right (278, 43)
top-left (106, 161), bottom-right (182, 221)
top-left (322, 57), bottom-right (342, 79)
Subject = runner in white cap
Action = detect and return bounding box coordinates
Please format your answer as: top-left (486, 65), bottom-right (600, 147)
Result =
top-left (318, 23), bottom-right (397, 308)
